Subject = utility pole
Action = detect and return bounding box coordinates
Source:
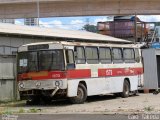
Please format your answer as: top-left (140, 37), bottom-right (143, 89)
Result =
top-left (134, 13), bottom-right (137, 44)
top-left (86, 18), bottom-right (90, 31)
top-left (37, 0), bottom-right (40, 26)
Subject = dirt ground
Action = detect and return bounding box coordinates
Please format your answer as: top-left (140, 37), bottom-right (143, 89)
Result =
top-left (0, 93), bottom-right (160, 114)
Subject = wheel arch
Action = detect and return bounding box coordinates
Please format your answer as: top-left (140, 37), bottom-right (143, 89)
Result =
top-left (79, 81), bottom-right (87, 90)
top-left (67, 80), bottom-right (87, 97)
top-left (124, 78), bottom-right (131, 91)
top-left (69, 80), bottom-right (88, 104)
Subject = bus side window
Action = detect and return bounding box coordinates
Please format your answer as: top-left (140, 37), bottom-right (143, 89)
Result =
top-left (123, 48), bottom-right (135, 63)
top-left (135, 49), bottom-right (140, 63)
top-left (99, 47), bottom-right (112, 64)
top-left (74, 46), bottom-right (86, 64)
top-left (65, 49), bottom-right (75, 69)
top-left (112, 48), bottom-right (123, 63)
top-left (85, 47), bottom-right (99, 64)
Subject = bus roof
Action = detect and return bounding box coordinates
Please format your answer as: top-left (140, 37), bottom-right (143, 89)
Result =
top-left (19, 41), bottom-right (140, 51)
top-left (0, 23), bottom-right (131, 44)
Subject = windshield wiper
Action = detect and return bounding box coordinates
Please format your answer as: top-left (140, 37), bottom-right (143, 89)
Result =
top-left (26, 61), bottom-right (38, 72)
top-left (47, 52), bottom-right (54, 71)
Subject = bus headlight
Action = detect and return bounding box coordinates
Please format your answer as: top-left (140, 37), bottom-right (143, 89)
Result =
top-left (55, 81), bottom-right (60, 87)
top-left (36, 82), bottom-right (41, 88)
top-left (19, 82), bottom-right (24, 89)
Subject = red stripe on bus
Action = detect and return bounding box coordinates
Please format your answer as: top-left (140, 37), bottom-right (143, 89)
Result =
top-left (18, 68), bottom-right (143, 81)
top-left (18, 69), bottom-right (91, 81)
top-left (67, 69), bottom-right (91, 79)
top-left (98, 68), bottom-right (143, 77)
top-left (19, 71), bottom-right (66, 80)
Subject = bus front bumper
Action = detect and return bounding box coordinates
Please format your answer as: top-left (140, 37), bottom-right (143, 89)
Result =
top-left (18, 79), bottom-right (67, 91)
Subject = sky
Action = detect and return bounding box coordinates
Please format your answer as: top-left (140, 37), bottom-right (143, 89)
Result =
top-left (15, 15), bottom-right (160, 30)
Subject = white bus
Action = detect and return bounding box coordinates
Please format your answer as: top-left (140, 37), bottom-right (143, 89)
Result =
top-left (17, 41), bottom-right (143, 104)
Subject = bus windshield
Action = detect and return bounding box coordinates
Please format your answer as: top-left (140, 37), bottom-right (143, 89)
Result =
top-left (18, 50), bottom-right (65, 73)
top-left (39, 50), bottom-right (64, 71)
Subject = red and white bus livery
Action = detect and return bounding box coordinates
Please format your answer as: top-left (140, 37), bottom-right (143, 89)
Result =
top-left (17, 41), bottom-right (143, 104)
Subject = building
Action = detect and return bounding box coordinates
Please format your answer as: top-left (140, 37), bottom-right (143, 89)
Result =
top-left (24, 18), bottom-right (38, 26)
top-left (0, 19), bottom-right (15, 24)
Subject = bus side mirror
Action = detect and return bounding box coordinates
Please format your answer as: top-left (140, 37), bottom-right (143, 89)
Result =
top-left (135, 56), bottom-right (140, 63)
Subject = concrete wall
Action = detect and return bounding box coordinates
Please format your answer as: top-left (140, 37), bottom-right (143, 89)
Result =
top-left (0, 0), bottom-right (160, 19)
top-left (0, 36), bottom-right (49, 48)
top-left (0, 55), bottom-right (16, 101)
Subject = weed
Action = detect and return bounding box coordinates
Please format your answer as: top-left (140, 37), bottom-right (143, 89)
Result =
top-left (144, 106), bottom-right (154, 112)
top-left (18, 108), bottom-right (25, 113)
top-left (28, 108), bottom-right (38, 113)
top-left (2, 110), bottom-right (13, 115)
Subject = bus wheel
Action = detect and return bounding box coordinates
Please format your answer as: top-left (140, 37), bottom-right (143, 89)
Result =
top-left (121, 80), bottom-right (130, 98)
top-left (69, 83), bottom-right (87, 104)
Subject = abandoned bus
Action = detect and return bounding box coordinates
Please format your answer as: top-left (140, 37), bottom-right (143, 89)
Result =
top-left (17, 40), bottom-right (143, 104)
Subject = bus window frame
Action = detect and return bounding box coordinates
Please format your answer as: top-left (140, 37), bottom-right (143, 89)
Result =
top-left (65, 49), bottom-right (76, 70)
top-left (134, 48), bottom-right (141, 63)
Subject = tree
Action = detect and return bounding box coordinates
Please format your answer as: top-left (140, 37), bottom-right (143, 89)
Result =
top-left (82, 24), bottom-right (98, 33)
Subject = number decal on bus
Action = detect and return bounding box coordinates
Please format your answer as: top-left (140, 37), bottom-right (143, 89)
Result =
top-left (52, 74), bottom-right (61, 78)
top-left (106, 69), bottom-right (113, 76)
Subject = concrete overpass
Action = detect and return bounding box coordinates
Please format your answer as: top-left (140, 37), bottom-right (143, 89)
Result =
top-left (0, 0), bottom-right (160, 19)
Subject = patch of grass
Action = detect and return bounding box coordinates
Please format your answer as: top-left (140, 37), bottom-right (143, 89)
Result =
top-left (144, 106), bottom-right (154, 112)
top-left (0, 110), bottom-right (4, 115)
top-left (18, 108), bottom-right (25, 113)
top-left (0, 100), bottom-right (26, 107)
top-left (28, 108), bottom-right (39, 113)
top-left (2, 108), bottom-right (13, 115)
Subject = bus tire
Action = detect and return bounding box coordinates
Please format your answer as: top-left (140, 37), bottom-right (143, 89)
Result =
top-left (69, 83), bottom-right (87, 104)
top-left (121, 80), bottom-right (130, 98)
